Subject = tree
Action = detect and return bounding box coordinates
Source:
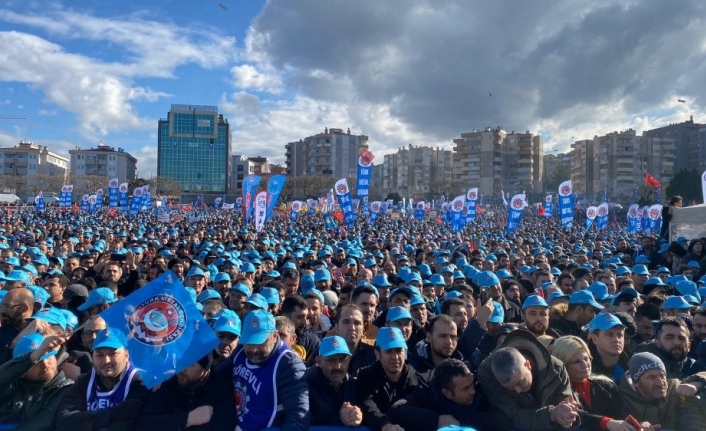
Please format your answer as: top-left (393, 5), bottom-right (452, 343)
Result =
top-left (281, 175), bottom-right (336, 200)
top-left (666, 168), bottom-right (702, 204)
top-left (22, 175), bottom-right (61, 197)
top-left (385, 192), bottom-right (402, 203)
top-left (70, 175), bottom-right (107, 198)
top-left (149, 176), bottom-right (182, 198)
top-left (545, 162), bottom-right (571, 193)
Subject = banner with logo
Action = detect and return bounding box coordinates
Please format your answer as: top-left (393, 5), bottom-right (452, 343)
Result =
top-left (415, 201), bottom-right (425, 220)
top-left (235, 197), bottom-right (242, 211)
top-left (88, 195), bottom-right (97, 213)
top-left (370, 200), bottom-right (382, 223)
top-left (506, 194), bottom-right (526, 234)
top-left (356, 149), bottom-right (374, 198)
top-left (94, 189), bottom-right (104, 211)
top-left (334, 178), bottom-right (356, 226)
top-left (108, 178), bottom-right (119, 208)
top-left (627, 204), bottom-right (640, 233)
top-left (242, 175), bottom-right (261, 224)
top-left (544, 195), bottom-right (553, 217)
top-left (266, 174), bottom-right (286, 221)
top-left (290, 200), bottom-right (303, 222)
top-left (141, 187), bottom-right (152, 211)
top-left (60, 185), bottom-right (73, 208)
top-left (648, 204), bottom-right (662, 234)
top-left (585, 206), bottom-right (598, 231)
top-left (450, 195), bottom-right (465, 232)
top-left (100, 270), bottom-right (219, 389)
top-left (81, 194), bottom-right (90, 212)
top-left (222, 202), bottom-right (234, 210)
top-left (214, 197), bottom-right (222, 209)
top-left (129, 187), bottom-right (144, 217)
top-left (465, 188), bottom-right (478, 224)
top-left (558, 180), bottom-right (574, 227)
top-left (596, 202), bottom-right (609, 230)
top-left (35, 191), bottom-right (45, 213)
top-left (254, 191), bottom-right (267, 232)
top-left (640, 206), bottom-right (649, 232)
top-left (702, 170), bottom-right (706, 204)
top-left (119, 183), bottom-right (129, 212)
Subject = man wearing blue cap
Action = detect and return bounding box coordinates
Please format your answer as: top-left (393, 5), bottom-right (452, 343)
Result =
top-left (356, 327), bottom-right (424, 431)
top-left (550, 290), bottom-right (603, 337)
top-left (57, 328), bottom-right (149, 430)
top-left (332, 304), bottom-right (376, 377)
top-left (212, 310), bottom-right (241, 368)
top-left (520, 295), bottom-right (557, 338)
top-left (0, 332), bottom-right (72, 431)
top-left (77, 287), bottom-right (118, 318)
top-left (231, 310), bottom-right (309, 431)
top-left (307, 336), bottom-right (362, 427)
top-left (587, 313), bottom-right (629, 384)
top-left (478, 270), bottom-right (521, 323)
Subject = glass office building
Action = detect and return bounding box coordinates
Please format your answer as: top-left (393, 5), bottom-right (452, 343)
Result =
top-left (157, 104), bottom-right (232, 193)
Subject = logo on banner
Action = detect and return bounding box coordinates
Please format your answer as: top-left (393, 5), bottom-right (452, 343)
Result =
top-left (453, 200), bottom-right (463, 211)
top-left (268, 178), bottom-right (280, 193)
top-left (119, 184), bottom-right (128, 193)
top-left (560, 185), bottom-right (571, 196)
top-left (469, 191), bottom-right (477, 200)
top-left (292, 202), bottom-right (301, 212)
top-left (545, 195), bottom-right (552, 203)
top-left (358, 150), bottom-right (374, 167)
top-left (371, 202), bottom-right (380, 212)
top-left (135, 188), bottom-right (143, 197)
top-left (650, 207), bottom-right (660, 219)
top-left (512, 198), bottom-right (524, 209)
top-left (587, 208), bottom-right (596, 218)
top-left (62, 186), bottom-right (70, 193)
top-left (128, 295), bottom-right (186, 346)
top-left (236, 197), bottom-right (242, 204)
top-left (416, 202), bottom-right (424, 210)
top-left (336, 183), bottom-right (348, 195)
top-left (629, 207), bottom-right (637, 217)
top-left (96, 189), bottom-right (104, 196)
top-left (598, 206), bottom-right (607, 216)
top-left (109, 179), bottom-right (118, 188)
top-left (88, 196), bottom-right (96, 205)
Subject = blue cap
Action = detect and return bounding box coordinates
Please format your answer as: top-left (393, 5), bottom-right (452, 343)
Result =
top-left (315, 268), bottom-right (331, 282)
top-left (229, 283), bottom-right (251, 297)
top-left (687, 261), bottom-right (701, 269)
top-left (92, 328), bottom-right (127, 350)
top-left (13, 333), bottom-right (57, 361)
top-left (389, 286), bottom-right (414, 300)
top-left (6, 270), bottom-right (30, 285)
top-left (214, 273), bottom-right (231, 283)
top-left (676, 280), bottom-right (699, 298)
top-left (645, 277), bottom-right (666, 287)
top-left (632, 264), bottom-right (649, 276)
top-left (212, 310), bottom-right (242, 336)
top-left (569, 290), bottom-right (604, 310)
top-left (634, 256), bottom-right (650, 264)
top-left (372, 273), bottom-right (392, 287)
top-left (77, 288), bottom-right (118, 311)
top-left (375, 327), bottom-right (407, 350)
top-left (663, 296), bottom-right (692, 310)
top-left (496, 269), bottom-right (514, 279)
top-left (319, 335), bottom-right (351, 357)
top-left (245, 293), bottom-right (268, 310)
top-left (418, 263), bottom-right (432, 276)
top-left (280, 261), bottom-right (297, 271)
top-left (445, 291), bottom-right (463, 300)
top-left (241, 262), bottom-right (256, 273)
top-left (29, 308), bottom-right (67, 330)
top-left (198, 289), bottom-right (222, 304)
top-left (588, 282), bottom-right (610, 302)
top-left (587, 313), bottom-right (626, 333)
top-left (260, 287), bottom-right (280, 305)
top-left (476, 271), bottom-right (500, 288)
top-left (616, 266), bottom-right (632, 276)
top-left (241, 310), bottom-right (276, 345)
top-left (522, 294), bottom-right (548, 310)
top-left (187, 267), bottom-right (206, 278)
top-left (488, 301), bottom-right (505, 324)
top-left (60, 309), bottom-right (79, 330)
top-left (387, 306), bottom-right (412, 322)
top-left (429, 274), bottom-right (446, 286)
top-left (29, 286), bottom-right (50, 307)
top-left (656, 267), bottom-right (671, 275)
top-left (410, 294), bottom-right (426, 307)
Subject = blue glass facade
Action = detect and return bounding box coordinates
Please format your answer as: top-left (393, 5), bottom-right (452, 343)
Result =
top-left (157, 105), bottom-right (232, 193)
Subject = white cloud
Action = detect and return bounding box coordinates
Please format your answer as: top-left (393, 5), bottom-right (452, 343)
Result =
top-left (37, 109), bottom-right (57, 116)
top-left (230, 64), bottom-right (283, 94)
top-left (132, 145), bottom-right (159, 179)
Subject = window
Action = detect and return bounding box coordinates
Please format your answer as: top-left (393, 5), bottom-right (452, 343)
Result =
top-left (237, 165), bottom-right (243, 171)
top-left (236, 182), bottom-right (242, 188)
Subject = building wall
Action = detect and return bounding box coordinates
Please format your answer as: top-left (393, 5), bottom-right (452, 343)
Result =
top-left (0, 141), bottom-right (69, 182)
top-left (643, 117), bottom-right (703, 172)
top-left (285, 128), bottom-right (369, 179)
top-left (570, 140), bottom-right (594, 196)
top-left (231, 155), bottom-right (255, 193)
top-left (69, 146), bottom-right (137, 183)
top-left (381, 145), bottom-right (454, 200)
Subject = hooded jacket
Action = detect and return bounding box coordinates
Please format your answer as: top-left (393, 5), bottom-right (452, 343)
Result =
top-left (478, 329), bottom-right (574, 430)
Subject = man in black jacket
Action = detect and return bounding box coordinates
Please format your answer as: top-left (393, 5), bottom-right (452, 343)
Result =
top-left (388, 358), bottom-right (501, 431)
top-left (136, 353), bottom-right (236, 431)
top-left (307, 336), bottom-right (362, 427)
top-left (636, 316), bottom-right (695, 379)
top-left (356, 327), bottom-right (427, 431)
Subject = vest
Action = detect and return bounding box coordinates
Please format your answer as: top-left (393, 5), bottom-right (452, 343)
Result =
top-left (232, 342), bottom-right (292, 431)
top-left (85, 363), bottom-right (138, 412)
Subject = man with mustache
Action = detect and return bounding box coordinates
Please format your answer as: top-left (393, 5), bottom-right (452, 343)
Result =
top-left (307, 336), bottom-right (362, 427)
top-left (0, 289), bottom-right (34, 363)
top-left (635, 316), bottom-right (695, 379)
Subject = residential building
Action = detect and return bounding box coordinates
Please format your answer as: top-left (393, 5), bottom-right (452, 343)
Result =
top-left (248, 156), bottom-right (271, 175)
top-left (0, 141), bottom-right (69, 183)
top-left (232, 155), bottom-right (256, 194)
top-left (157, 104), bottom-right (232, 193)
top-left (643, 116), bottom-right (703, 172)
top-left (285, 127), bottom-right (369, 178)
top-left (570, 140), bottom-right (595, 196)
top-left (69, 144), bottom-right (136, 183)
top-left (381, 145), bottom-right (453, 200)
top-left (452, 128), bottom-right (543, 198)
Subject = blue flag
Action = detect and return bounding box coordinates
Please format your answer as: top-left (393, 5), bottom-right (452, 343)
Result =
top-left (627, 204), bottom-right (639, 234)
top-left (334, 178), bottom-right (356, 226)
top-left (543, 195), bottom-right (553, 217)
top-left (88, 195), bottom-right (97, 213)
top-left (597, 203), bottom-right (609, 230)
top-left (242, 175), bottom-right (261, 224)
top-left (450, 195), bottom-right (465, 232)
top-left (415, 201), bottom-right (425, 220)
top-left (465, 188), bottom-right (478, 224)
top-left (266, 174), bottom-right (286, 222)
top-left (119, 183), bottom-right (129, 212)
top-left (60, 185), bottom-right (73, 208)
top-left (506, 194), bottom-right (526, 234)
top-left (100, 270), bottom-right (219, 389)
top-left (81, 194), bottom-right (90, 212)
top-left (214, 197), bottom-right (222, 209)
top-left (558, 180), bottom-right (574, 228)
top-left (369, 200), bottom-right (381, 223)
top-left (95, 189), bottom-right (104, 211)
top-left (356, 150), bottom-right (374, 198)
top-left (129, 187), bottom-right (143, 217)
top-left (290, 200), bottom-right (302, 222)
top-left (109, 178), bottom-right (119, 208)
top-left (35, 191), bottom-right (45, 213)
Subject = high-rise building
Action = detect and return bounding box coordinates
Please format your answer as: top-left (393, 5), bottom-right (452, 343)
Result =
top-left (0, 141), bottom-right (69, 182)
top-left (69, 144), bottom-right (136, 183)
top-left (643, 116), bottom-right (703, 172)
top-left (382, 145), bottom-right (453, 200)
top-left (570, 140), bottom-right (594, 196)
top-left (285, 128), bottom-right (369, 178)
top-left (452, 128), bottom-right (542, 197)
top-left (157, 104), bottom-right (232, 193)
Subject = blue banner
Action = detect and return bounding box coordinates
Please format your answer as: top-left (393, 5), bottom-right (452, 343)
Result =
top-left (506, 194), bottom-right (526, 234)
top-left (323, 212), bottom-right (335, 230)
top-left (558, 180), bottom-right (574, 227)
top-left (627, 204), bottom-right (639, 234)
top-left (381, 201), bottom-right (389, 216)
top-left (369, 200), bottom-right (381, 223)
top-left (214, 197), bottom-right (222, 209)
top-left (95, 189), bottom-right (104, 211)
top-left (334, 178), bottom-right (356, 226)
top-left (141, 190), bottom-right (152, 212)
top-left (356, 150), bottom-right (374, 198)
top-left (415, 201), bottom-right (425, 220)
top-left (129, 187), bottom-right (144, 217)
top-left (544, 195), bottom-right (553, 217)
top-left (242, 175), bottom-right (261, 224)
top-left (640, 206), bottom-right (649, 232)
top-left (266, 174), bottom-right (286, 221)
top-left (235, 197), bottom-right (242, 211)
top-left (60, 185), bottom-right (73, 208)
top-left (450, 195), bottom-right (465, 232)
top-left (362, 197), bottom-right (369, 218)
top-left (108, 178), bottom-right (119, 208)
top-left (88, 195), bottom-right (97, 213)
top-left (649, 204), bottom-right (662, 234)
top-left (100, 270), bottom-right (219, 389)
top-left (586, 206), bottom-right (597, 231)
top-left (465, 188), bottom-right (478, 224)
top-left (290, 201), bottom-right (302, 222)
top-left (35, 191), bottom-right (45, 213)
top-left (80, 194), bottom-right (89, 212)
top-left (597, 203), bottom-right (609, 230)
top-left (119, 183), bottom-right (129, 212)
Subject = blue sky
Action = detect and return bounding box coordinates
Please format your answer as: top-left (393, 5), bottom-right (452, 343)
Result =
top-left (0, 1), bottom-right (704, 177)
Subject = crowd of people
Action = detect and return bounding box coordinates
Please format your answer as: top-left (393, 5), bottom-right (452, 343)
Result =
top-left (1, 199), bottom-right (706, 431)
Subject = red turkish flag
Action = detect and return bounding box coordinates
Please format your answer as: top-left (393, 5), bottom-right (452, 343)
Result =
top-left (538, 205), bottom-right (546, 216)
top-left (645, 173), bottom-right (661, 188)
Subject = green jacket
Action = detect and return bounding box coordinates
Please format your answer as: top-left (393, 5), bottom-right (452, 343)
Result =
top-left (0, 352), bottom-right (73, 431)
top-left (478, 329), bottom-right (574, 431)
top-left (679, 388), bottom-right (706, 429)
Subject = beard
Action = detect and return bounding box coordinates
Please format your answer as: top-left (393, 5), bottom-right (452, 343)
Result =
top-left (528, 321), bottom-right (547, 336)
top-left (668, 347), bottom-right (687, 362)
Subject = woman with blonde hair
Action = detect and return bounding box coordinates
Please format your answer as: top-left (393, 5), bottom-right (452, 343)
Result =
top-left (552, 336), bottom-right (634, 431)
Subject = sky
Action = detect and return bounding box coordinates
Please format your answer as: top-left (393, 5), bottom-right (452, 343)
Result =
top-left (0, 0), bottom-right (705, 177)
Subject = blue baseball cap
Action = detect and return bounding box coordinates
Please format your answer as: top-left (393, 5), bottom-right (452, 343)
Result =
top-left (587, 313), bottom-right (626, 333)
top-left (663, 296), bottom-right (692, 310)
top-left (92, 328), bottom-right (127, 351)
top-left (245, 293), bottom-right (268, 310)
top-left (229, 283), bottom-right (251, 297)
top-left (212, 310), bottom-right (242, 336)
top-left (214, 273), bottom-right (231, 283)
top-left (429, 274), bottom-right (446, 286)
top-left (260, 287), bottom-right (280, 305)
top-left (387, 306), bottom-right (413, 322)
top-left (29, 308), bottom-right (67, 330)
top-left (389, 286), bottom-right (414, 301)
top-left (319, 335), bottom-right (351, 357)
top-left (241, 263), bottom-right (256, 274)
top-left (375, 327), bottom-right (407, 350)
top-left (60, 309), bottom-right (79, 330)
top-left (186, 267), bottom-right (206, 278)
top-left (496, 269), bottom-right (514, 279)
top-left (241, 310), bottom-right (276, 345)
top-left (676, 280), bottom-right (699, 298)
top-left (372, 273), bottom-right (392, 287)
top-left (569, 290), bottom-right (604, 310)
top-left (77, 288), bottom-right (118, 311)
top-left (588, 282), bottom-right (610, 302)
top-left (476, 271), bottom-right (500, 288)
top-left (522, 294), bottom-right (548, 310)
top-left (198, 289), bottom-right (222, 304)
top-left (410, 294), bottom-right (426, 307)
top-left (13, 333), bottom-right (57, 361)
top-left (315, 268), bottom-right (331, 282)
top-left (632, 265), bottom-right (649, 276)
top-left (488, 301), bottom-right (505, 324)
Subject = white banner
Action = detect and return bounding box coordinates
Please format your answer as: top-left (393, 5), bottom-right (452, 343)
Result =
top-left (255, 191), bottom-right (267, 232)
